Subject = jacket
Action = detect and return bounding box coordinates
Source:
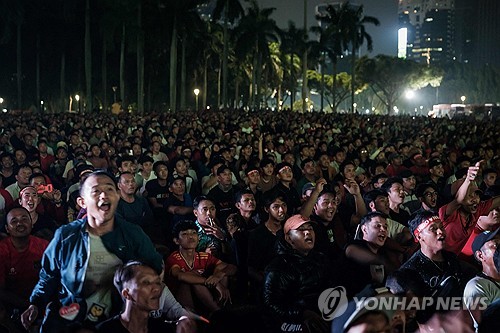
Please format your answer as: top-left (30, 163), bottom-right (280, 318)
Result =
top-left (30, 216), bottom-right (163, 309)
top-left (263, 234), bottom-right (335, 322)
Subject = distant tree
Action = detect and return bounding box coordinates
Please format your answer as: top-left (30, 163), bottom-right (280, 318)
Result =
top-left (357, 55), bottom-right (443, 114)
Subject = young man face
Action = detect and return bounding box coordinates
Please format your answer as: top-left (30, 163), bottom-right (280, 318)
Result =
top-left (285, 222), bottom-right (315, 255)
top-left (314, 192), bottom-right (338, 222)
top-left (194, 199), bottom-right (216, 225)
top-left (175, 159), bottom-right (188, 176)
top-left (6, 208), bottom-right (33, 238)
top-left (302, 161), bottom-right (316, 177)
top-left (16, 166), bottom-right (32, 186)
top-left (78, 174), bottom-right (120, 228)
top-left (19, 187), bottom-right (40, 213)
top-left (420, 187), bottom-right (438, 209)
top-left (402, 175), bottom-right (416, 192)
top-left (370, 195), bottom-right (390, 215)
top-left (118, 173), bottom-right (137, 196)
top-left (362, 216), bottom-right (388, 248)
top-left (236, 193), bottom-right (256, 214)
top-left (429, 164), bottom-right (444, 178)
top-left (174, 228), bottom-right (199, 250)
top-left (217, 169), bottom-right (232, 186)
top-left (387, 183), bottom-right (405, 206)
top-left (484, 172), bottom-right (497, 188)
top-left (246, 170), bottom-right (260, 185)
top-left (154, 164), bottom-right (169, 180)
top-left (277, 166), bottom-right (293, 183)
top-left (266, 198), bottom-right (287, 223)
top-left (169, 179), bottom-right (186, 197)
top-left (417, 218), bottom-right (446, 253)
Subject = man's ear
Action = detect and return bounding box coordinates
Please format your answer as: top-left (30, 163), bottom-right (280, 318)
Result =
top-left (235, 202), bottom-right (241, 209)
top-left (121, 288), bottom-right (130, 300)
top-left (369, 202), bottom-right (376, 211)
top-left (77, 196), bottom-right (86, 209)
top-left (193, 209), bottom-right (199, 218)
top-left (173, 237), bottom-right (180, 245)
top-left (474, 250), bottom-right (484, 262)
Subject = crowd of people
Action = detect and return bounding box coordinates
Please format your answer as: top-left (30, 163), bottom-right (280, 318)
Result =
top-left (0, 109), bottom-right (499, 333)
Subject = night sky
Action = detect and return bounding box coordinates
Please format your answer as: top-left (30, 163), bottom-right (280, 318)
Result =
top-left (258, 0), bottom-right (399, 56)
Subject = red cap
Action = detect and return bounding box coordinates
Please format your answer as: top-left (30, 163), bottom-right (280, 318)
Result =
top-left (284, 215), bottom-right (311, 234)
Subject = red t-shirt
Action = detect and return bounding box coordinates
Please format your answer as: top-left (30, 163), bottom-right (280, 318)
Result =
top-left (166, 251), bottom-right (221, 277)
top-left (0, 236), bottom-right (48, 300)
top-left (439, 199), bottom-right (493, 254)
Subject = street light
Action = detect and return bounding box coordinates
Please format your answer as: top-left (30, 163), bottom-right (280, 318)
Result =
top-left (193, 88), bottom-right (200, 110)
top-left (75, 94), bottom-right (80, 113)
top-left (461, 95), bottom-right (466, 103)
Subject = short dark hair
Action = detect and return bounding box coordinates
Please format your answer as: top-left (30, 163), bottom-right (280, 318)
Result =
top-left (381, 177), bottom-right (403, 193)
top-left (360, 211), bottom-right (387, 226)
top-left (415, 182), bottom-right (438, 198)
top-left (117, 155), bottom-right (136, 168)
top-left (262, 189), bottom-right (286, 208)
top-left (363, 189), bottom-right (388, 208)
top-left (408, 210), bottom-right (439, 240)
top-left (193, 195), bottom-right (213, 210)
top-left (235, 189), bottom-right (254, 203)
top-left (153, 160), bottom-right (168, 173)
top-left (80, 170), bottom-right (117, 193)
top-left (114, 261), bottom-right (148, 298)
top-left (172, 220), bottom-right (198, 238)
top-left (385, 269), bottom-right (428, 297)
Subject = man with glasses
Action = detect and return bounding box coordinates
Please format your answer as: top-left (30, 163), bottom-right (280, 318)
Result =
top-left (415, 182), bottom-right (439, 214)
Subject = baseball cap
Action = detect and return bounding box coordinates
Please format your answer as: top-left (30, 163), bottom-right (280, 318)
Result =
top-left (428, 158), bottom-right (443, 168)
top-left (398, 169), bottom-right (413, 179)
top-left (283, 214), bottom-right (312, 234)
top-left (301, 182), bottom-right (316, 196)
top-left (75, 164), bottom-right (94, 178)
top-left (56, 141), bottom-right (68, 150)
top-left (472, 228), bottom-right (500, 256)
top-left (168, 174), bottom-right (185, 187)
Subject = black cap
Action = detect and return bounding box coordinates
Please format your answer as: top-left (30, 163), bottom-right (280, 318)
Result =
top-left (428, 158), bottom-right (443, 169)
top-left (472, 228), bottom-right (500, 256)
top-left (398, 169), bottom-right (414, 179)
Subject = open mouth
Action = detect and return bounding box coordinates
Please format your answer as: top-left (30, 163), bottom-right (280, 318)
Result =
top-left (99, 202), bottom-right (111, 211)
top-left (437, 236), bottom-right (445, 242)
top-left (16, 226), bottom-right (27, 232)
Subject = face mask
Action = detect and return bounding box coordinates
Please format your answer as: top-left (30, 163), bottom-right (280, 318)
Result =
top-left (494, 247), bottom-right (500, 273)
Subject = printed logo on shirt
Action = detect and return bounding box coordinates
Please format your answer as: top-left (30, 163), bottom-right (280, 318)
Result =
top-left (87, 303), bottom-right (105, 322)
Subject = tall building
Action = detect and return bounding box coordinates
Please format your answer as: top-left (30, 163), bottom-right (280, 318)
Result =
top-left (398, 0), bottom-right (455, 64)
top-left (399, 0), bottom-right (500, 67)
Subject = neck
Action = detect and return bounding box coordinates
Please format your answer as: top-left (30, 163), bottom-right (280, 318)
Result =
top-left (265, 219), bottom-right (281, 234)
top-left (239, 210), bottom-right (252, 220)
top-left (157, 179), bottom-right (167, 186)
top-left (180, 248), bottom-right (195, 259)
top-left (121, 193), bottom-right (135, 203)
top-left (248, 183), bottom-right (258, 192)
top-left (87, 218), bottom-right (114, 236)
top-left (280, 180), bottom-right (290, 188)
top-left (431, 175), bottom-right (440, 183)
top-left (120, 305), bottom-right (150, 333)
top-left (218, 184), bottom-right (232, 192)
top-left (10, 236), bottom-right (30, 251)
top-left (421, 246), bottom-right (443, 261)
top-left (365, 241), bottom-right (380, 254)
top-left (389, 202), bottom-right (400, 211)
top-left (29, 211), bottom-right (38, 222)
top-left (305, 174), bottom-right (315, 181)
top-left (482, 266), bottom-right (500, 282)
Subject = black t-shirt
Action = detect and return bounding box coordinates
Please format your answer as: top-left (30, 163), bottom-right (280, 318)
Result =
top-left (145, 180), bottom-right (170, 207)
top-left (343, 239), bottom-right (387, 298)
top-left (96, 315), bottom-right (175, 333)
top-left (207, 185), bottom-right (236, 227)
top-left (248, 223), bottom-right (278, 275)
top-left (389, 208), bottom-right (411, 227)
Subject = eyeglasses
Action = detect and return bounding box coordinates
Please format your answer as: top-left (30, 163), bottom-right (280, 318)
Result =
top-left (424, 191), bottom-right (438, 198)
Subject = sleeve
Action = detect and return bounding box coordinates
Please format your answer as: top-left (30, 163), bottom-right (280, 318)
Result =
top-left (159, 284), bottom-right (189, 320)
top-left (463, 278), bottom-right (492, 309)
top-left (166, 253), bottom-right (181, 274)
top-left (29, 229), bottom-right (63, 309)
top-left (0, 243), bottom-right (7, 287)
top-left (263, 258), bottom-right (303, 320)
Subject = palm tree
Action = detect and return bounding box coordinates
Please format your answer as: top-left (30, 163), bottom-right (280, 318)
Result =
top-left (212, 0), bottom-right (244, 109)
top-left (158, 0), bottom-right (206, 111)
top-left (234, 0), bottom-right (279, 109)
top-left (343, 2), bottom-right (379, 112)
top-left (280, 21), bottom-right (305, 111)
